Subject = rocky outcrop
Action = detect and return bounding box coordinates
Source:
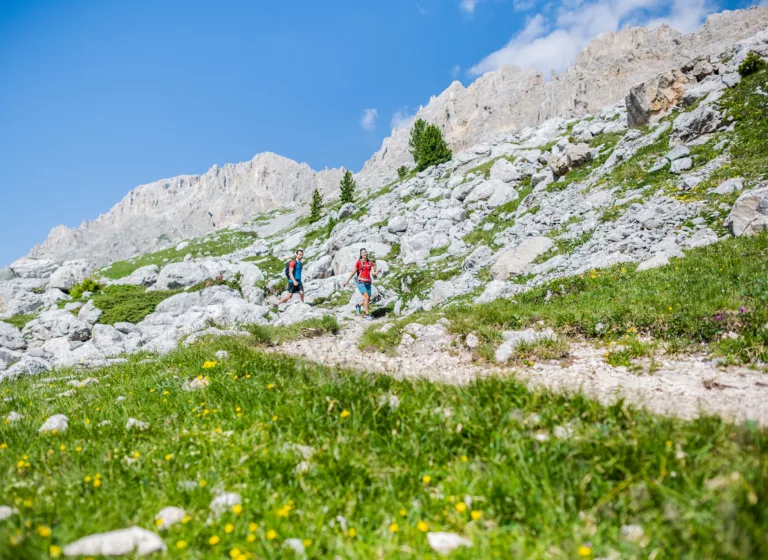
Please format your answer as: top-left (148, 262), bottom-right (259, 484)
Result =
top-left (29, 153), bottom-right (345, 266)
top-left (726, 186), bottom-right (768, 237)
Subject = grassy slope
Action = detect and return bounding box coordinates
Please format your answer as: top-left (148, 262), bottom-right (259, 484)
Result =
top-left (1, 337), bottom-right (766, 559)
top-left (362, 233), bottom-right (768, 364)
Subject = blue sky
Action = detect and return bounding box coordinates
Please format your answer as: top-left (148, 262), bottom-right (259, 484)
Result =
top-left (0, 0), bottom-right (756, 266)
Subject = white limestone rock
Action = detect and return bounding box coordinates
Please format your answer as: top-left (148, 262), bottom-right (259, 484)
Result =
top-left (491, 237), bottom-right (554, 281)
top-left (39, 414), bottom-right (69, 433)
top-left (725, 186), bottom-right (768, 237)
top-left (62, 526), bottom-right (166, 556)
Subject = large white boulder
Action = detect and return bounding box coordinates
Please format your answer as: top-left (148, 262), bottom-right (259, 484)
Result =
top-left (725, 186), bottom-right (768, 237)
top-left (0, 322), bottom-right (26, 351)
top-left (491, 237), bottom-right (554, 281)
top-left (154, 262), bottom-right (211, 290)
top-left (400, 232), bottom-right (433, 265)
top-left (489, 158), bottom-right (520, 183)
top-left (465, 179), bottom-right (506, 203)
top-left (62, 526), bottom-right (166, 556)
top-left (9, 258), bottom-right (58, 279)
top-left (48, 260), bottom-right (93, 291)
top-left (22, 309), bottom-right (91, 345)
top-left (111, 264), bottom-right (159, 287)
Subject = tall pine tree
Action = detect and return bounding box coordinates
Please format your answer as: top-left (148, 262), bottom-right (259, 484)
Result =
top-left (416, 124), bottom-right (452, 171)
top-left (309, 188), bottom-right (323, 223)
top-left (408, 118), bottom-right (426, 165)
top-left (339, 170), bottom-right (356, 204)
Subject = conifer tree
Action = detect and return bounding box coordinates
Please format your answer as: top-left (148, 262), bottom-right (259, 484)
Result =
top-left (339, 170), bottom-right (356, 204)
top-left (309, 188), bottom-right (323, 223)
top-left (408, 118), bottom-right (426, 165)
top-left (416, 124), bottom-right (452, 171)
top-left (397, 166), bottom-right (409, 180)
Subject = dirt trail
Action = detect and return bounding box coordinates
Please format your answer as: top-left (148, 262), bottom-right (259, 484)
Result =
top-left (271, 319), bottom-right (768, 426)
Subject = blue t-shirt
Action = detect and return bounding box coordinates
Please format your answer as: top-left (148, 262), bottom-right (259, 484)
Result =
top-left (290, 260), bottom-right (303, 282)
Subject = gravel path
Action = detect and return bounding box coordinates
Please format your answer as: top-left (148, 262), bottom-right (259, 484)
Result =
top-left (272, 319), bottom-right (768, 426)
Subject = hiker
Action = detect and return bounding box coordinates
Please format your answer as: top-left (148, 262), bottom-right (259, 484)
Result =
top-left (279, 249), bottom-right (304, 304)
top-left (344, 248), bottom-right (377, 320)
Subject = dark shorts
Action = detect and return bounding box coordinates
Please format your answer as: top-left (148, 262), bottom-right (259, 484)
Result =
top-left (287, 281), bottom-right (304, 294)
top-left (357, 281), bottom-right (372, 297)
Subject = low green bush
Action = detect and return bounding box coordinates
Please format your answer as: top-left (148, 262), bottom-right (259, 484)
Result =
top-left (91, 285), bottom-right (181, 325)
top-left (738, 51), bottom-right (767, 77)
top-left (69, 278), bottom-right (101, 299)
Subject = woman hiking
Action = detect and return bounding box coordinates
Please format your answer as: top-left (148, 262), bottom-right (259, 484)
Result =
top-left (344, 248), bottom-right (378, 320)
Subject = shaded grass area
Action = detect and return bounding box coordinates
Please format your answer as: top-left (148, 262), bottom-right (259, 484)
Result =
top-left (243, 315), bottom-right (340, 346)
top-left (1, 313), bottom-right (36, 330)
top-left (100, 231), bottom-right (259, 280)
top-left (0, 337), bottom-right (766, 558)
top-left (91, 285), bottom-right (182, 325)
top-left (364, 233), bottom-right (768, 364)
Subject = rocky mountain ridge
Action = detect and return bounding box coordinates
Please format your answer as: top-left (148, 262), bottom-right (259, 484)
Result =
top-left (24, 7), bottom-right (768, 268)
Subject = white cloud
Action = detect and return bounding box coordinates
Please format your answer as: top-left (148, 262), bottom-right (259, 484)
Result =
top-left (513, 0), bottom-right (536, 10)
top-left (360, 108), bottom-right (379, 131)
top-left (460, 0), bottom-right (483, 14)
top-left (451, 64), bottom-right (462, 78)
top-left (391, 107), bottom-right (418, 131)
top-left (469, 0), bottom-right (717, 77)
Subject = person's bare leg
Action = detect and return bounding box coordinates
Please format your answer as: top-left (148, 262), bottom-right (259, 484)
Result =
top-left (299, 291), bottom-right (304, 304)
top-left (363, 293), bottom-right (370, 315)
top-left (279, 292), bottom-right (291, 305)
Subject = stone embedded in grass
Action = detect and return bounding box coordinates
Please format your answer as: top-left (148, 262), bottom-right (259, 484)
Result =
top-left (426, 532), bottom-right (472, 556)
top-left (209, 492), bottom-right (241, 517)
top-left (636, 253), bottom-right (670, 272)
top-left (725, 186), bottom-right (768, 237)
top-left (621, 524), bottom-right (645, 543)
top-left (68, 377), bottom-right (99, 387)
top-left (495, 328), bottom-right (556, 363)
top-left (294, 461), bottom-right (311, 475)
top-left (289, 444), bottom-right (316, 460)
top-left (62, 526), bottom-right (166, 556)
top-left (126, 418), bottom-right (149, 431)
top-left (214, 350), bottom-right (229, 360)
top-left (186, 377), bottom-right (210, 390)
top-left (0, 505), bottom-right (18, 521)
top-left (5, 411), bottom-right (23, 423)
top-left (284, 538), bottom-right (305, 554)
top-left (465, 333), bottom-right (480, 349)
top-left (154, 506), bottom-right (186, 530)
top-left (39, 414), bottom-right (68, 433)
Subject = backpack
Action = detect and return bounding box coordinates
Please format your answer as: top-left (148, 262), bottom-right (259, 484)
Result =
top-left (284, 260), bottom-right (295, 279)
top-left (356, 259), bottom-right (373, 281)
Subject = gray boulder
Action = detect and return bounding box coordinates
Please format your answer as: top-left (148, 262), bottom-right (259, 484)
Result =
top-left (0, 356), bottom-right (51, 382)
top-left (154, 263), bottom-right (210, 290)
top-left (462, 246), bottom-right (493, 270)
top-left (304, 255), bottom-right (334, 280)
top-left (112, 264), bottom-right (159, 287)
top-left (712, 177), bottom-right (743, 195)
top-left (23, 309), bottom-right (90, 345)
top-left (672, 105), bottom-right (722, 144)
top-left (0, 322), bottom-right (26, 351)
top-left (465, 179), bottom-right (506, 203)
top-left (400, 233), bottom-right (433, 265)
top-left (9, 258), bottom-right (58, 279)
top-left (491, 237), bottom-right (554, 281)
top-left (48, 260), bottom-right (93, 291)
top-left (0, 267), bottom-right (16, 281)
top-left (78, 300), bottom-right (103, 327)
top-left (62, 526), bottom-right (166, 556)
top-left (387, 215), bottom-right (408, 233)
top-left (725, 186), bottom-right (768, 237)
top-left (489, 158), bottom-right (520, 183)
top-left (665, 145), bottom-right (690, 161)
top-left (670, 157), bottom-right (693, 174)
top-left (636, 253), bottom-right (670, 272)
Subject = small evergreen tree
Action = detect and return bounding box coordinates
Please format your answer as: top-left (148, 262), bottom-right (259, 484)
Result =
top-left (339, 170), bottom-right (356, 204)
top-left (397, 165), bottom-right (409, 180)
top-left (738, 51), bottom-right (767, 77)
top-left (408, 118), bottom-right (426, 165)
top-left (309, 188), bottom-right (323, 223)
top-left (416, 124), bottom-right (452, 171)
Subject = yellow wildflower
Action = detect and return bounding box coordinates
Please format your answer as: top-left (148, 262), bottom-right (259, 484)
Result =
top-left (202, 361), bottom-right (217, 369)
top-left (399, 509), bottom-right (407, 517)
top-left (233, 504), bottom-right (243, 515)
top-left (37, 526), bottom-right (52, 537)
top-left (340, 410), bottom-right (351, 418)
top-left (303, 538), bottom-right (313, 546)
top-left (224, 523), bottom-right (234, 534)
top-left (199, 479), bottom-right (207, 487)
top-left (84, 475), bottom-right (92, 483)
top-left (155, 519), bottom-right (164, 527)
top-left (229, 548), bottom-right (241, 559)
top-left (75, 446), bottom-right (82, 453)
top-left (455, 502), bottom-right (467, 513)
top-left (471, 510), bottom-right (482, 520)
top-left (165, 454), bottom-right (172, 461)
top-left (578, 544), bottom-right (592, 556)
top-left (348, 528), bottom-right (357, 538)
top-left (422, 475), bottom-right (431, 484)
top-left (208, 535), bottom-right (220, 545)
top-left (272, 415), bottom-right (278, 421)
top-left (248, 522), bottom-right (258, 532)
top-left (417, 521), bottom-right (429, 532)
top-left (50, 545), bottom-right (62, 558)
top-left (247, 533), bottom-right (256, 543)
top-left (460, 455), bottom-right (468, 462)
top-left (176, 540), bottom-right (187, 549)
top-left (266, 529), bottom-right (277, 540)
top-left (389, 523), bottom-right (399, 533)
top-left (93, 479), bottom-right (101, 488)
top-left (0, 443), bottom-right (7, 449)
top-left (182, 515), bottom-right (191, 524)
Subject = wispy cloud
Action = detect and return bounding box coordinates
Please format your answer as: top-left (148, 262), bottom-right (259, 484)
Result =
top-left (391, 107), bottom-right (418, 131)
top-left (417, 2), bottom-right (426, 14)
top-left (513, 0), bottom-right (536, 11)
top-left (459, 0), bottom-right (483, 14)
top-left (451, 64), bottom-right (462, 78)
top-left (360, 108), bottom-right (379, 131)
top-left (469, 0), bottom-right (716, 77)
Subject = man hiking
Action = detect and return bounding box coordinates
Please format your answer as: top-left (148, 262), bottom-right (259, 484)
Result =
top-left (344, 248), bottom-right (377, 320)
top-left (279, 249), bottom-right (304, 305)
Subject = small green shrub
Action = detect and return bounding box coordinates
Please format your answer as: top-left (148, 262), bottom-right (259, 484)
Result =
top-left (397, 166), bottom-right (409, 180)
top-left (91, 285), bottom-right (181, 325)
top-left (1, 314), bottom-right (35, 330)
top-left (243, 315), bottom-right (340, 346)
top-left (69, 278), bottom-right (101, 299)
top-left (738, 51), bottom-right (767, 77)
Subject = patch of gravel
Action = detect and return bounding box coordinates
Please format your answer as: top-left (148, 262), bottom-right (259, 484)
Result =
top-left (273, 319), bottom-right (768, 426)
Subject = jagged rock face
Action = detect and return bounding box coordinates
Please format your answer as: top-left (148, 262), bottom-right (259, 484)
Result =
top-left (30, 153), bottom-right (344, 266)
top-left (358, 7), bottom-right (768, 188)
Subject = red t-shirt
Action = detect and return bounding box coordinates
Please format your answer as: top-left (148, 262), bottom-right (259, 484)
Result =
top-left (355, 259), bottom-right (374, 283)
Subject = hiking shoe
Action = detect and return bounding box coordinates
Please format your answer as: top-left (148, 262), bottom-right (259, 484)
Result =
top-left (355, 304), bottom-right (361, 315)
top-left (364, 315), bottom-right (373, 321)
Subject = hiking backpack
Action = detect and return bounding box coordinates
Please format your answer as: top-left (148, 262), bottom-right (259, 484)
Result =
top-left (284, 260), bottom-right (295, 279)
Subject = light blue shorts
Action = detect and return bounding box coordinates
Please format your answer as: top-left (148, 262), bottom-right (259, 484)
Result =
top-left (357, 281), bottom-right (372, 297)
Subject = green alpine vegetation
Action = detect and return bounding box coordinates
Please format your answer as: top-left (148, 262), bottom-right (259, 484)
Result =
top-left (1, 336), bottom-right (766, 559)
top-left (309, 189), bottom-right (323, 224)
top-left (339, 171), bottom-right (356, 205)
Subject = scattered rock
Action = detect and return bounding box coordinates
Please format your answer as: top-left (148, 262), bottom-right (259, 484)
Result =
top-left (154, 507), bottom-right (186, 530)
top-left (621, 524), bottom-right (645, 543)
top-left (491, 237), bottom-right (554, 281)
top-left (0, 506), bottom-right (18, 521)
top-left (465, 333), bottom-right (480, 349)
top-left (636, 253), bottom-right (670, 271)
top-left (39, 414), bottom-right (69, 433)
top-left (427, 532), bottom-right (472, 556)
top-left (126, 418), bottom-right (149, 431)
top-left (284, 538), bottom-right (306, 555)
top-left (209, 492), bottom-right (241, 516)
top-left (5, 411), bottom-right (23, 423)
top-left (725, 186), bottom-right (768, 237)
top-left (670, 157), bottom-right (693, 174)
top-left (62, 526), bottom-right (166, 556)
